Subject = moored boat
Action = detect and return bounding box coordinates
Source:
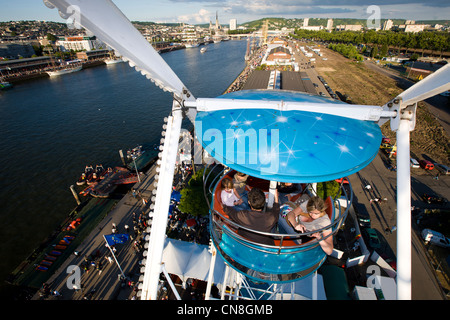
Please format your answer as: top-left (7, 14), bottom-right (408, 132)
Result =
top-left (95, 164), bottom-right (105, 179)
top-left (126, 145), bottom-right (158, 171)
top-left (47, 65), bottom-right (82, 77)
top-left (200, 47), bottom-right (207, 53)
top-left (105, 58), bottom-right (124, 64)
top-left (126, 145), bottom-right (143, 160)
top-left (0, 81), bottom-right (13, 90)
top-left (76, 165), bottom-right (94, 185)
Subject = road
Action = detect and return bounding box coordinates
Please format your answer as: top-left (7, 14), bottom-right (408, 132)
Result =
top-left (291, 40), bottom-right (448, 299)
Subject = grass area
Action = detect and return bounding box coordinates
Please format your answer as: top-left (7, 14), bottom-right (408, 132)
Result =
top-left (428, 246), bottom-right (450, 295)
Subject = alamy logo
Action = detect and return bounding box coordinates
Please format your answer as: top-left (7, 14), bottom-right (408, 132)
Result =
top-left (66, 265), bottom-right (81, 290)
top-left (366, 265), bottom-right (381, 289)
top-left (366, 5), bottom-right (381, 29)
top-left (59, 5), bottom-right (82, 29)
top-left (193, 122), bottom-right (280, 176)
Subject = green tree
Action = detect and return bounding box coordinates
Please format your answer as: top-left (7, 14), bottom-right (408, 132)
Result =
top-left (370, 45), bottom-right (378, 58)
top-left (380, 43), bottom-right (388, 58)
top-left (317, 180), bottom-right (341, 200)
top-left (178, 167), bottom-right (212, 217)
top-left (46, 33), bottom-right (57, 42)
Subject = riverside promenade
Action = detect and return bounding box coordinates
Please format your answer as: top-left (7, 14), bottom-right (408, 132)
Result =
top-left (35, 163), bottom-right (158, 300)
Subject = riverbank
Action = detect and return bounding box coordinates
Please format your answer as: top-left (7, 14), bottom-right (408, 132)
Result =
top-left (2, 41), bottom-right (248, 300)
top-left (224, 46), bottom-right (265, 94)
top-left (3, 59), bottom-right (107, 83)
top-left (2, 42), bottom-right (205, 84)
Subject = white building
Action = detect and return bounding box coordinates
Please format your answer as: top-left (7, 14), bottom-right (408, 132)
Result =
top-left (301, 26), bottom-right (323, 31)
top-left (229, 19), bottom-right (237, 31)
top-left (383, 19), bottom-right (393, 31)
top-left (56, 36), bottom-right (106, 52)
top-left (336, 25), bottom-right (362, 31)
top-left (303, 18), bottom-right (309, 27)
top-left (326, 19), bottom-right (333, 31)
top-left (404, 24), bottom-right (427, 33)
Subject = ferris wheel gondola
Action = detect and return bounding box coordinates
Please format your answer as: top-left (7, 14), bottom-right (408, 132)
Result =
top-left (45, 0), bottom-right (450, 301)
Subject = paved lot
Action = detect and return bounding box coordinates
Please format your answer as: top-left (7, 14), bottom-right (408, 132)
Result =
top-left (350, 150), bottom-right (448, 299)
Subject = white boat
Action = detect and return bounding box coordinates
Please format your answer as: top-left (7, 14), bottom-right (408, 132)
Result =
top-left (105, 58), bottom-right (124, 65)
top-left (184, 42), bottom-right (199, 48)
top-left (200, 47), bottom-right (207, 53)
top-left (181, 24), bottom-right (200, 48)
top-left (47, 65), bottom-right (82, 76)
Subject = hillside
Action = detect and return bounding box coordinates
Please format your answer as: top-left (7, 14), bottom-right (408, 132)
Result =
top-left (239, 17), bottom-right (450, 30)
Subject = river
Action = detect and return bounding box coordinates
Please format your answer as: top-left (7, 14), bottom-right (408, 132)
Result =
top-left (0, 40), bottom-right (247, 294)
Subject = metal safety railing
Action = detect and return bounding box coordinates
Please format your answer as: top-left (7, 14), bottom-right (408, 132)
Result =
top-left (202, 163), bottom-right (353, 256)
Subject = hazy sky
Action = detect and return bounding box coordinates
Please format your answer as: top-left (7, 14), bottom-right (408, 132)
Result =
top-left (1, 0), bottom-right (449, 24)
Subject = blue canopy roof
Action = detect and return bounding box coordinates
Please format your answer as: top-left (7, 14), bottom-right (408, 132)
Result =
top-left (195, 90), bottom-right (382, 183)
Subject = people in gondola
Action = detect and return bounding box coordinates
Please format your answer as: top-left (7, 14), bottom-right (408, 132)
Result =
top-left (286, 196), bottom-right (333, 255)
top-left (233, 171), bottom-right (249, 204)
top-left (222, 188), bottom-right (279, 246)
top-left (277, 182), bottom-right (301, 203)
top-left (220, 178), bottom-right (248, 211)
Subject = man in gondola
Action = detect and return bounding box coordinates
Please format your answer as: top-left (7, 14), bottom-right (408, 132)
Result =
top-left (222, 188), bottom-right (279, 246)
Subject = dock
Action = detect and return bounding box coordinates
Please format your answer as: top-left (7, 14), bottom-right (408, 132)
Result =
top-left (31, 163), bottom-right (159, 300)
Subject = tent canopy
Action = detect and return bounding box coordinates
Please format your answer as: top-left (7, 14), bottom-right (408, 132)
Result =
top-left (162, 238), bottom-right (226, 284)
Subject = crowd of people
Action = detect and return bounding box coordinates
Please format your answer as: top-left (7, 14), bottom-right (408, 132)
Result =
top-left (166, 197), bottom-right (210, 245)
top-left (225, 46), bottom-right (265, 93)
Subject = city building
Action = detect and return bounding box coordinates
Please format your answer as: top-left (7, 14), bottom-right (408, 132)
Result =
top-left (326, 19), bottom-right (333, 31)
top-left (76, 49), bottom-right (109, 61)
top-left (56, 36), bottom-right (106, 52)
top-left (302, 26), bottom-right (323, 31)
top-left (229, 19), bottom-right (237, 31)
top-left (303, 18), bottom-right (309, 27)
top-left (383, 19), bottom-right (393, 31)
top-left (0, 56), bottom-right (52, 75)
top-left (336, 25), bottom-right (363, 31)
top-left (404, 24), bottom-right (427, 33)
top-left (263, 45), bottom-right (292, 66)
top-left (0, 42), bottom-right (36, 59)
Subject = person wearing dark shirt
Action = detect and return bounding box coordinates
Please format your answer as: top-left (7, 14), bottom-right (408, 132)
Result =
top-left (223, 187), bottom-right (279, 246)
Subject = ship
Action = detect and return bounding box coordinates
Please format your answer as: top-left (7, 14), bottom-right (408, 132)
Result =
top-left (47, 65), bottom-right (82, 76)
top-left (181, 24), bottom-right (201, 48)
top-left (105, 57), bottom-right (124, 64)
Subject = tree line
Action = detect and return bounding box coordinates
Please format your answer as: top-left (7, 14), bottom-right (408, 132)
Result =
top-left (291, 29), bottom-right (450, 57)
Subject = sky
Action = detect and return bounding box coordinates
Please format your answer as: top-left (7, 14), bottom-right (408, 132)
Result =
top-left (0, 0), bottom-right (449, 25)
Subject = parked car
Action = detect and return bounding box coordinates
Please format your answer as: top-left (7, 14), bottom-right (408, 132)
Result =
top-left (421, 229), bottom-right (450, 248)
top-left (419, 159), bottom-right (434, 170)
top-left (410, 158), bottom-right (420, 168)
top-left (434, 163), bottom-right (450, 175)
top-left (356, 211), bottom-right (371, 228)
top-left (363, 228), bottom-right (381, 250)
top-left (421, 193), bottom-right (447, 205)
top-left (382, 136), bottom-right (391, 144)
